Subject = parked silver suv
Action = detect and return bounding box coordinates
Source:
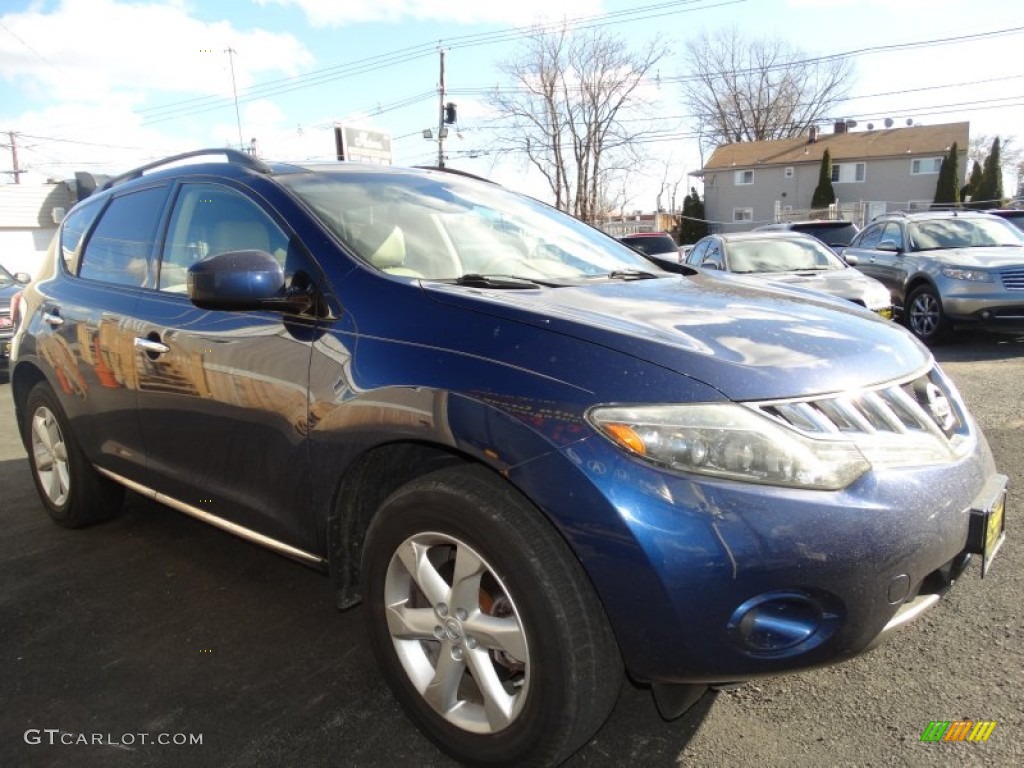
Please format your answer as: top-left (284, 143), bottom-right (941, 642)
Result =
top-left (841, 211), bottom-right (1024, 342)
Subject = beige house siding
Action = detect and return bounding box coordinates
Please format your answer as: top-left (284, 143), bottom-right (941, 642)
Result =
top-left (0, 182), bottom-right (71, 274)
top-left (696, 122), bottom-right (969, 232)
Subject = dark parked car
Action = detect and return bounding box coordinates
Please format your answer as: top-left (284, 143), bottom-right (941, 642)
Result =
top-left (989, 208), bottom-right (1024, 231)
top-left (619, 231), bottom-right (680, 260)
top-left (1, 263), bottom-right (31, 376)
top-left (11, 150), bottom-right (1007, 767)
top-left (754, 219), bottom-right (860, 249)
top-left (841, 210), bottom-right (1024, 343)
top-left (685, 231), bottom-right (892, 317)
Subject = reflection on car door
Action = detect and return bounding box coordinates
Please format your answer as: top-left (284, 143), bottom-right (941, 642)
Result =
top-left (41, 186), bottom-right (170, 479)
top-left (132, 182), bottom-right (321, 551)
top-left (864, 222), bottom-right (908, 299)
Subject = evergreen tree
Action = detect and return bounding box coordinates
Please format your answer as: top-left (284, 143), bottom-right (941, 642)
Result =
top-left (811, 148), bottom-right (836, 208)
top-left (962, 159), bottom-right (983, 206)
top-left (973, 136), bottom-right (1004, 209)
top-left (932, 141), bottom-right (960, 208)
top-left (680, 188), bottom-right (708, 242)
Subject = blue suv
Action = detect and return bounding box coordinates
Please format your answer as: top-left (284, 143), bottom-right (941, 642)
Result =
top-left (10, 150), bottom-right (1007, 767)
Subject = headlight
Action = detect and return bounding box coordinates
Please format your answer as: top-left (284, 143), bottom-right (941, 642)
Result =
top-left (587, 404), bottom-right (870, 490)
top-left (941, 267), bottom-right (991, 282)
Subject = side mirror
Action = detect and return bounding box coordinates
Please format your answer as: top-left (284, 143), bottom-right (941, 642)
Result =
top-left (14, 272), bottom-right (31, 285)
top-left (877, 240), bottom-right (901, 253)
top-left (187, 250), bottom-right (311, 313)
top-left (842, 252), bottom-right (859, 266)
top-left (701, 260), bottom-right (721, 270)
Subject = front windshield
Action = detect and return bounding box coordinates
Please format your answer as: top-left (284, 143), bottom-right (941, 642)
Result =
top-left (727, 238), bottom-right (844, 274)
top-left (909, 217), bottom-right (1024, 250)
top-left (280, 168), bottom-right (660, 282)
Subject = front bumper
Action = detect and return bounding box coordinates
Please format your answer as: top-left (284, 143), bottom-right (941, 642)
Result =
top-left (938, 279), bottom-right (1024, 323)
top-left (511, 429), bottom-right (1002, 685)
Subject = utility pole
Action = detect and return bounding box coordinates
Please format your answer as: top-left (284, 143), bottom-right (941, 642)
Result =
top-left (437, 49), bottom-right (446, 168)
top-left (225, 47), bottom-right (244, 151)
top-left (8, 131), bottom-right (21, 184)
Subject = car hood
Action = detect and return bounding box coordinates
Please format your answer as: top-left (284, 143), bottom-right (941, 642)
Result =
top-left (745, 268), bottom-right (884, 303)
top-left (923, 246), bottom-right (1024, 267)
top-left (424, 273), bottom-right (929, 401)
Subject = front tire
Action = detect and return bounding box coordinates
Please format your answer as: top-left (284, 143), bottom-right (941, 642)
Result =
top-left (24, 382), bottom-right (124, 528)
top-left (904, 285), bottom-right (951, 343)
top-left (362, 465), bottom-right (623, 767)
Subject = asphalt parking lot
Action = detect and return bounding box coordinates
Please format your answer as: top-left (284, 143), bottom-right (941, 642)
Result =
top-left (1, 332), bottom-right (1022, 768)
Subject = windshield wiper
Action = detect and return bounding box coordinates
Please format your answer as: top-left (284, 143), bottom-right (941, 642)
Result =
top-left (452, 273), bottom-right (551, 288)
top-left (605, 269), bottom-right (661, 280)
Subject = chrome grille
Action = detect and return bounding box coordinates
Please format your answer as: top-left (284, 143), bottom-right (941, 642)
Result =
top-left (1001, 267), bottom-right (1024, 291)
top-left (751, 367), bottom-right (970, 451)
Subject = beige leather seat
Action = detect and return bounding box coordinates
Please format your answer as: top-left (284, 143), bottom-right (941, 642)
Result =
top-left (360, 224), bottom-right (423, 277)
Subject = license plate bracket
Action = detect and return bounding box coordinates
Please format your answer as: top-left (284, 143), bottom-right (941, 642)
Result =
top-left (966, 474), bottom-right (1007, 578)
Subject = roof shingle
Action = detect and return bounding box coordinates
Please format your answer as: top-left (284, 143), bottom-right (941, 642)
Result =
top-left (699, 122), bottom-right (968, 172)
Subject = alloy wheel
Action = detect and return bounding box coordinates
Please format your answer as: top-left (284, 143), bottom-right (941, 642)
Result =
top-left (909, 291), bottom-right (941, 338)
top-left (383, 531), bottom-right (530, 734)
top-left (31, 406), bottom-right (71, 507)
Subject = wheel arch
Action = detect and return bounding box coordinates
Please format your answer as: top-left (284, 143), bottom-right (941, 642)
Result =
top-left (328, 440), bottom-right (469, 610)
top-left (903, 273), bottom-right (938, 302)
top-left (11, 361), bottom-right (49, 448)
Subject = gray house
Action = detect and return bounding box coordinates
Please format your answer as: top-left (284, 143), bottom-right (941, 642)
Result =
top-left (693, 121), bottom-right (969, 233)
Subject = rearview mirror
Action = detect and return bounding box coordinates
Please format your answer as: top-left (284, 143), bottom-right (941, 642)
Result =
top-left (14, 272), bottom-right (31, 285)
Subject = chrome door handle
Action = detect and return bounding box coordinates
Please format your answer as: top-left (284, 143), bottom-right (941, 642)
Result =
top-left (134, 337), bottom-right (170, 355)
top-left (43, 312), bottom-right (64, 327)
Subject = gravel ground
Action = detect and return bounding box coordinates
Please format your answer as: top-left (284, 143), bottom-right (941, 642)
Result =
top-left (0, 330), bottom-right (1021, 767)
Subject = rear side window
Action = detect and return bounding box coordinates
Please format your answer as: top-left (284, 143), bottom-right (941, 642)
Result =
top-left (854, 225), bottom-right (884, 249)
top-left (78, 187), bottom-right (169, 287)
top-left (686, 240), bottom-right (710, 266)
top-left (59, 198), bottom-right (104, 274)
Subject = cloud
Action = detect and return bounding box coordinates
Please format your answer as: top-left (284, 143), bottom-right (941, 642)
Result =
top-left (0, 0), bottom-right (314, 105)
top-left (257, 0), bottom-right (605, 27)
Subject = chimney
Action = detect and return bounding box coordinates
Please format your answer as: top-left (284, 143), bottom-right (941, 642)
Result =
top-left (808, 125), bottom-right (818, 143)
top-left (834, 120), bottom-right (848, 134)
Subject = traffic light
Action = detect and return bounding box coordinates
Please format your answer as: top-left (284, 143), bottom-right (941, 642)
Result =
top-left (444, 102), bottom-right (457, 124)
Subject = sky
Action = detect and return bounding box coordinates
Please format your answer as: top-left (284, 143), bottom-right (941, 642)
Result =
top-left (2, 0), bottom-right (1023, 211)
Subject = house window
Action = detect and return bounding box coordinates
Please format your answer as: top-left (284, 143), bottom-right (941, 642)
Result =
top-left (831, 162), bottom-right (866, 183)
top-left (911, 157), bottom-right (943, 175)
top-left (734, 170), bottom-right (754, 185)
top-left (734, 208), bottom-right (753, 222)
top-left (784, 166), bottom-right (794, 178)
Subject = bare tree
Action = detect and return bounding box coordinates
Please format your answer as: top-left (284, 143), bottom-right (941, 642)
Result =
top-left (681, 27), bottom-right (854, 147)
top-left (489, 24), bottom-right (666, 223)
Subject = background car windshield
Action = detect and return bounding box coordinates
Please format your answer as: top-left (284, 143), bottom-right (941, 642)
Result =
top-left (281, 169), bottom-right (658, 280)
top-left (728, 238), bottom-right (844, 273)
top-left (622, 234), bottom-right (678, 256)
top-left (793, 223), bottom-right (859, 247)
top-left (910, 218), bottom-right (1024, 250)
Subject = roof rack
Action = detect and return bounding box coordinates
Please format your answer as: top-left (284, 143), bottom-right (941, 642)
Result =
top-left (100, 149), bottom-right (273, 192)
top-left (412, 165), bottom-right (498, 185)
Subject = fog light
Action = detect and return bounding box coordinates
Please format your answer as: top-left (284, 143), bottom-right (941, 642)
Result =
top-left (728, 591), bottom-right (838, 656)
